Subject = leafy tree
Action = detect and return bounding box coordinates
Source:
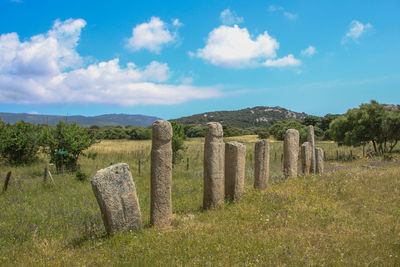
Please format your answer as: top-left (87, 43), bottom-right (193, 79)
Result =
top-left (126, 127), bottom-right (152, 140)
top-left (0, 121), bottom-right (40, 165)
top-left (257, 130), bottom-right (270, 139)
top-left (269, 119), bottom-right (307, 142)
top-left (184, 125), bottom-right (205, 138)
top-left (40, 122), bottom-right (97, 171)
top-left (170, 121), bottom-right (186, 164)
top-left (329, 100), bottom-right (400, 154)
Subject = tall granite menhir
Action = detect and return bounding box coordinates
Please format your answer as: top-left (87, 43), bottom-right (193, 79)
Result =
top-left (203, 122), bottom-right (225, 209)
top-left (91, 163), bottom-right (141, 235)
top-left (283, 129), bottom-right (300, 178)
top-left (315, 147), bottom-right (324, 174)
top-left (301, 142), bottom-right (312, 175)
top-left (254, 139), bottom-right (270, 189)
top-left (151, 120), bottom-right (173, 227)
top-left (307, 125), bottom-right (316, 173)
top-left (225, 141), bottom-right (246, 201)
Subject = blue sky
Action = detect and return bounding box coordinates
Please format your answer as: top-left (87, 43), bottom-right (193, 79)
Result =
top-left (0, 0), bottom-right (399, 119)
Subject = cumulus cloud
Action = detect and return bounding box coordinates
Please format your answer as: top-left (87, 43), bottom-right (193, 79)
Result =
top-left (301, 45), bottom-right (317, 57)
top-left (220, 8), bottom-right (244, 25)
top-left (126, 17), bottom-right (181, 53)
top-left (263, 54), bottom-right (300, 67)
top-left (0, 19), bottom-right (220, 106)
top-left (195, 25), bottom-right (300, 68)
top-left (342, 20), bottom-right (373, 44)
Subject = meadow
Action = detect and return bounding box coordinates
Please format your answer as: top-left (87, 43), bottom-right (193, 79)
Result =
top-left (0, 136), bottom-right (399, 265)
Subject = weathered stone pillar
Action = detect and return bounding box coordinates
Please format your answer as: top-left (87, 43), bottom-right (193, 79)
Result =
top-left (254, 139), bottom-right (270, 189)
top-left (283, 129), bottom-right (299, 178)
top-left (307, 125), bottom-right (316, 173)
top-left (151, 120), bottom-right (173, 227)
top-left (315, 147), bottom-right (324, 174)
top-left (225, 141), bottom-right (246, 201)
top-left (301, 142), bottom-right (312, 175)
top-left (203, 122), bottom-right (225, 209)
top-left (91, 163), bottom-right (141, 235)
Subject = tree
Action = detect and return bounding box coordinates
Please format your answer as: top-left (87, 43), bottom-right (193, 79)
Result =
top-left (41, 122), bottom-right (97, 171)
top-left (329, 100), bottom-right (400, 154)
top-left (170, 121), bottom-right (186, 164)
top-left (269, 120), bottom-right (308, 142)
top-left (0, 121), bottom-right (41, 165)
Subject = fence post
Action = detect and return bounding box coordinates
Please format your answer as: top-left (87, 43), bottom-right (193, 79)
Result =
top-left (138, 160), bottom-right (141, 176)
top-left (350, 150), bottom-right (353, 160)
top-left (44, 166), bottom-right (48, 183)
top-left (3, 171), bottom-right (12, 192)
top-left (336, 150), bottom-right (339, 161)
top-left (186, 157), bottom-right (189, 171)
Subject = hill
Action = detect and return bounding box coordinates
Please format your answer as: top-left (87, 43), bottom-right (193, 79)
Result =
top-left (173, 106), bottom-right (308, 128)
top-left (0, 112), bottom-right (161, 127)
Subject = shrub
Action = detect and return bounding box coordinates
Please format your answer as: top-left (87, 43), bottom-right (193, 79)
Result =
top-left (0, 121), bottom-right (40, 165)
top-left (40, 122), bottom-right (97, 172)
top-left (75, 169), bottom-right (88, 182)
top-left (170, 121), bottom-right (186, 164)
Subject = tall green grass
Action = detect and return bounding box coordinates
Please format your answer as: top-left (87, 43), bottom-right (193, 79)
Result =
top-left (0, 136), bottom-right (399, 265)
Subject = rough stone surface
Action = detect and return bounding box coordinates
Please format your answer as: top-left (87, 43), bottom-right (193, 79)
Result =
top-left (91, 163), bottom-right (141, 235)
top-left (307, 125), bottom-right (316, 173)
top-left (254, 139), bottom-right (270, 189)
top-left (301, 142), bottom-right (312, 175)
top-left (225, 141), bottom-right (246, 201)
top-left (315, 147), bottom-right (324, 174)
top-left (283, 129), bottom-right (300, 178)
top-left (203, 122), bottom-right (225, 209)
top-left (151, 120), bottom-right (173, 227)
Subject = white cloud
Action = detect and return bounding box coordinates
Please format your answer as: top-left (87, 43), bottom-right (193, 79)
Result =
top-left (268, 5), bottom-right (283, 12)
top-left (220, 8), bottom-right (244, 25)
top-left (0, 19), bottom-right (221, 106)
top-left (126, 17), bottom-right (180, 53)
top-left (0, 18), bottom-right (85, 76)
top-left (342, 20), bottom-right (373, 44)
top-left (263, 54), bottom-right (301, 67)
top-left (301, 45), bottom-right (317, 57)
top-left (195, 25), bottom-right (300, 68)
top-left (269, 5), bottom-right (298, 20)
top-left (283, 11), bottom-right (298, 20)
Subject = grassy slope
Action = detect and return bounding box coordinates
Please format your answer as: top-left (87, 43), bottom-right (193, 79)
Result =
top-left (0, 137), bottom-right (399, 266)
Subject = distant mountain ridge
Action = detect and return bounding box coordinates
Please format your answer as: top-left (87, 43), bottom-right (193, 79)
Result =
top-left (173, 106), bottom-right (308, 128)
top-left (0, 112), bottom-right (161, 127)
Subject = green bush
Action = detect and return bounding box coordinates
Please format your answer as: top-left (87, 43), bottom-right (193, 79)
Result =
top-left (40, 122), bottom-right (97, 172)
top-left (0, 121), bottom-right (41, 165)
top-left (171, 121), bottom-right (186, 164)
top-left (258, 131), bottom-right (270, 139)
top-left (75, 169), bottom-right (88, 182)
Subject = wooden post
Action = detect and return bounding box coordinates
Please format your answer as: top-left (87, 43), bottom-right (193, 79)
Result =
top-left (336, 150), bottom-right (339, 161)
top-left (281, 153), bottom-right (283, 162)
top-left (186, 157), bottom-right (189, 171)
top-left (274, 151), bottom-right (277, 161)
top-left (138, 160), bottom-right (141, 176)
top-left (363, 144), bottom-right (365, 158)
top-left (48, 170), bottom-right (55, 185)
top-left (44, 166), bottom-right (48, 183)
top-left (350, 150), bottom-right (353, 160)
top-left (3, 171), bottom-right (11, 192)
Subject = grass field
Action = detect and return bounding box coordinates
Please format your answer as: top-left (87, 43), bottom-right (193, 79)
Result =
top-left (1, 136), bottom-right (399, 265)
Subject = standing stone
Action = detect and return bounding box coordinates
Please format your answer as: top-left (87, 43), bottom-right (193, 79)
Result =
top-left (301, 142), bottom-right (312, 175)
top-left (254, 139), bottom-right (270, 189)
top-left (151, 120), bottom-right (173, 227)
top-left (307, 125), bottom-right (316, 173)
top-left (91, 163), bottom-right (141, 235)
top-left (283, 129), bottom-right (300, 178)
top-left (225, 141), bottom-right (246, 201)
top-left (315, 147), bottom-right (324, 174)
top-left (203, 122), bottom-right (225, 209)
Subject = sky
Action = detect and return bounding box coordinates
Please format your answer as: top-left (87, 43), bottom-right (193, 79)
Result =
top-left (0, 0), bottom-right (399, 119)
